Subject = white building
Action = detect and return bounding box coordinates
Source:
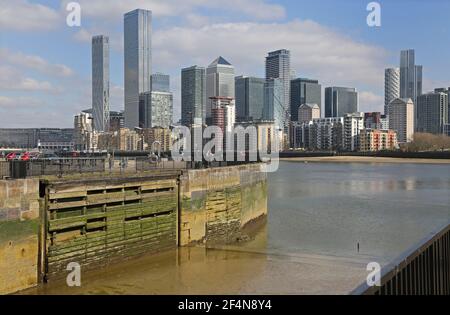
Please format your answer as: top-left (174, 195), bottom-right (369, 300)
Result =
top-left (343, 112), bottom-right (365, 151)
top-left (292, 117), bottom-right (344, 151)
top-left (381, 115), bottom-right (390, 130)
top-left (388, 98), bottom-right (415, 143)
top-left (74, 111), bottom-right (97, 151)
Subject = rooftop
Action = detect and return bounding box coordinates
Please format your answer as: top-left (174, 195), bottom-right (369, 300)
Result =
top-left (209, 56), bottom-right (232, 67)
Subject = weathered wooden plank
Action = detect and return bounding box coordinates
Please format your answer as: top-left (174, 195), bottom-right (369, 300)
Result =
top-left (49, 191), bottom-right (88, 200)
top-left (49, 200), bottom-right (87, 210)
top-left (86, 221), bottom-right (106, 230)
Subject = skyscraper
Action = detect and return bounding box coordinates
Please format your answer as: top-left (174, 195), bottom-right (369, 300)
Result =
top-left (139, 91), bottom-right (173, 129)
top-left (235, 76), bottom-right (265, 122)
top-left (92, 35), bottom-right (110, 132)
top-left (388, 98), bottom-right (415, 143)
top-left (384, 68), bottom-right (400, 115)
top-left (324, 87), bottom-right (358, 118)
top-left (124, 9), bottom-right (152, 128)
top-left (206, 57), bottom-right (235, 123)
top-left (265, 49), bottom-right (291, 134)
top-left (416, 91), bottom-right (448, 135)
top-left (263, 78), bottom-right (285, 130)
top-left (151, 73), bottom-right (170, 93)
top-left (400, 49), bottom-right (422, 106)
top-left (290, 78), bottom-right (322, 122)
top-left (181, 66), bottom-right (206, 126)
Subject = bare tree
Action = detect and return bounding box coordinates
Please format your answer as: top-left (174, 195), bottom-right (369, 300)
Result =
top-left (404, 133), bottom-right (450, 152)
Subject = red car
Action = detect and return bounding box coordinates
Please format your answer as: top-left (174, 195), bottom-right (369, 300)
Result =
top-left (20, 152), bottom-right (31, 161)
top-left (6, 152), bottom-right (19, 161)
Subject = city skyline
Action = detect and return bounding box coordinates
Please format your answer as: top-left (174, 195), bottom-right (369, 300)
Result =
top-left (1, 0), bottom-right (450, 127)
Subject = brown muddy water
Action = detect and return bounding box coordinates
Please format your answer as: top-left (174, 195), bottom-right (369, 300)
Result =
top-left (23, 161), bottom-right (450, 295)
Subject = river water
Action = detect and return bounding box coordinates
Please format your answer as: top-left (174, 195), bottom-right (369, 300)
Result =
top-left (26, 161), bottom-right (450, 295)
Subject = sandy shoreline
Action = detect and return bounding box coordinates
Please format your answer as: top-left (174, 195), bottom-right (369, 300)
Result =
top-left (280, 156), bottom-right (450, 164)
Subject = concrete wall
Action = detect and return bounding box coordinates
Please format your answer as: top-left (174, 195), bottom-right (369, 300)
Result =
top-left (0, 179), bottom-right (40, 294)
top-left (179, 164), bottom-right (268, 246)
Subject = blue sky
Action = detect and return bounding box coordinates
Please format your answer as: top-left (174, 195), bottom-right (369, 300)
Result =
top-left (1, 0), bottom-right (449, 127)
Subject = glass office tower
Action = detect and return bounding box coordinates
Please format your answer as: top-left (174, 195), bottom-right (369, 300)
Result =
top-left (124, 9), bottom-right (152, 128)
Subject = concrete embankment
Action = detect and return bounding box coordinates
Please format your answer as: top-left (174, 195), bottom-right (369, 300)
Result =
top-left (0, 163), bottom-right (268, 294)
top-left (179, 163), bottom-right (268, 246)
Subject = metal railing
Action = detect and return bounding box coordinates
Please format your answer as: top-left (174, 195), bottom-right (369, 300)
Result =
top-left (3, 157), bottom-right (263, 178)
top-left (8, 158), bottom-right (106, 178)
top-left (352, 221), bottom-right (450, 295)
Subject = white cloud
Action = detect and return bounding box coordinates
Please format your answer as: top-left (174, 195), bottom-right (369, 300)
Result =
top-left (153, 20), bottom-right (387, 88)
top-left (423, 78), bottom-right (450, 93)
top-left (0, 0), bottom-right (61, 31)
top-left (0, 48), bottom-right (74, 77)
top-left (359, 91), bottom-right (384, 113)
top-left (60, 0), bottom-right (285, 22)
top-left (0, 65), bottom-right (56, 92)
top-left (0, 96), bottom-right (45, 108)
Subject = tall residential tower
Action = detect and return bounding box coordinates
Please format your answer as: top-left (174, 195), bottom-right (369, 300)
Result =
top-left (124, 9), bottom-right (152, 128)
top-left (384, 68), bottom-right (400, 115)
top-left (400, 49), bottom-right (422, 107)
top-left (92, 35), bottom-right (110, 132)
top-left (265, 49), bottom-right (291, 146)
top-left (388, 98), bottom-right (415, 144)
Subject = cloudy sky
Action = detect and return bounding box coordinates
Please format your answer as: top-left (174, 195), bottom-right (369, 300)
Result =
top-left (1, 0), bottom-right (449, 127)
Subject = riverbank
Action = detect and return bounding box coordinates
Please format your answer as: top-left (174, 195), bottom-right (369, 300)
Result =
top-left (280, 156), bottom-right (450, 164)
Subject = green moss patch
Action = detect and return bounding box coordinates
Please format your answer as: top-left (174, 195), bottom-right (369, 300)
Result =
top-left (0, 219), bottom-right (39, 244)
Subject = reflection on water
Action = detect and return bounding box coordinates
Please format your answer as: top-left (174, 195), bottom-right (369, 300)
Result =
top-left (25, 161), bottom-right (450, 295)
top-left (267, 161), bottom-right (450, 262)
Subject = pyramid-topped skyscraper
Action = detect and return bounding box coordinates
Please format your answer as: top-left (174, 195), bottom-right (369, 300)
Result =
top-left (205, 56), bottom-right (235, 123)
top-left (209, 56), bottom-right (232, 66)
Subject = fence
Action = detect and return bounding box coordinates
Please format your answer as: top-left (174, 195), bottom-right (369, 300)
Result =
top-left (8, 158), bottom-right (106, 178)
top-left (3, 157), bottom-right (262, 178)
top-left (352, 221), bottom-right (450, 295)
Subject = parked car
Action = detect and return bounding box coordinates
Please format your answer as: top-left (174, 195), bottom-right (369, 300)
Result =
top-left (37, 152), bottom-right (60, 160)
top-left (6, 152), bottom-right (20, 161)
top-left (20, 152), bottom-right (31, 161)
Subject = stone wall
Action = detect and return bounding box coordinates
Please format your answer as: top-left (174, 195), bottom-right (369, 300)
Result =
top-left (179, 164), bottom-right (268, 246)
top-left (0, 165), bottom-right (268, 293)
top-left (0, 179), bottom-right (40, 294)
